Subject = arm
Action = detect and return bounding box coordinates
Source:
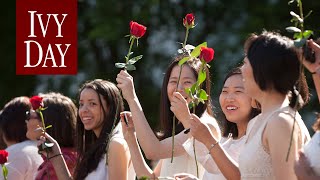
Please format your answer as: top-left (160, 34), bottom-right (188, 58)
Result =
top-left (264, 113), bottom-right (302, 180)
top-left (41, 133), bottom-right (72, 180)
top-left (117, 70), bottom-right (186, 160)
top-left (295, 151), bottom-right (320, 180)
top-left (108, 138), bottom-right (130, 180)
top-left (189, 114), bottom-right (240, 180)
top-left (120, 112), bottom-right (159, 179)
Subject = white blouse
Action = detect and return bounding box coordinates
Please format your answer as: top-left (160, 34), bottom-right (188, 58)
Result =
top-left (304, 131), bottom-right (320, 176)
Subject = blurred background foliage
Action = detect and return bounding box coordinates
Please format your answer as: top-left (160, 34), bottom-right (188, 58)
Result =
top-left (1, 0), bottom-right (320, 138)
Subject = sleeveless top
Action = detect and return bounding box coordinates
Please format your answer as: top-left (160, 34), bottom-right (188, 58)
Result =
top-left (160, 112), bottom-right (219, 179)
top-left (200, 117), bottom-right (257, 180)
top-left (238, 106), bottom-right (310, 180)
top-left (304, 131), bottom-right (320, 175)
top-left (85, 123), bottom-right (136, 180)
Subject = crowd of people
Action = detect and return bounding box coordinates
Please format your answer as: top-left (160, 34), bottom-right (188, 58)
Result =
top-left (0, 31), bottom-right (319, 180)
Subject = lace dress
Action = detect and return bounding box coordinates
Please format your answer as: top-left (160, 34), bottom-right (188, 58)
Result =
top-left (238, 107), bottom-right (310, 179)
top-left (183, 118), bottom-right (257, 180)
top-left (303, 131), bottom-right (320, 175)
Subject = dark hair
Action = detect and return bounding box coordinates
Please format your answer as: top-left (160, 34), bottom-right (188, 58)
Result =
top-left (74, 79), bottom-right (124, 180)
top-left (159, 54), bottom-right (214, 139)
top-left (244, 31), bottom-right (309, 110)
top-left (0, 97), bottom-right (31, 143)
top-left (220, 67), bottom-right (261, 138)
top-left (39, 92), bottom-right (77, 148)
top-left (313, 113), bottom-right (320, 132)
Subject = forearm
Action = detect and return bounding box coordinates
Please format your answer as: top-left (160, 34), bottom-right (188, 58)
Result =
top-left (205, 137), bottom-right (241, 180)
top-left (312, 73), bottom-right (320, 103)
top-left (126, 135), bottom-right (155, 178)
top-left (50, 155), bottom-right (72, 180)
top-left (127, 97), bottom-right (168, 159)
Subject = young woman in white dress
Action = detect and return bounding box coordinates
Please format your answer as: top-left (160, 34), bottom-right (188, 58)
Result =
top-left (176, 31), bottom-right (311, 180)
top-left (180, 67), bottom-right (260, 180)
top-left (37, 79), bottom-right (135, 180)
top-left (116, 55), bottom-right (221, 179)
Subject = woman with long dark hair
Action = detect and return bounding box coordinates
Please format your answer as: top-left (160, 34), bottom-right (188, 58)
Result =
top-left (37, 79), bottom-right (135, 180)
top-left (116, 55), bottom-right (221, 178)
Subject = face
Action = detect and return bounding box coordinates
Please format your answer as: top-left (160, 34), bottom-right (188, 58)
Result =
top-left (167, 65), bottom-right (197, 103)
top-left (26, 110), bottom-right (43, 140)
top-left (79, 88), bottom-right (106, 137)
top-left (241, 57), bottom-right (260, 98)
top-left (219, 74), bottom-right (253, 124)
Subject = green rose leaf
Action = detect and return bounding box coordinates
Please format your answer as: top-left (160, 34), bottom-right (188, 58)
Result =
top-left (198, 89), bottom-right (208, 101)
top-left (45, 125), bottom-right (52, 130)
top-left (178, 56), bottom-right (190, 66)
top-left (302, 30), bottom-right (313, 39)
top-left (128, 55), bottom-right (143, 65)
top-left (286, 26), bottom-right (301, 33)
top-left (2, 165), bottom-right (8, 179)
top-left (190, 42), bottom-right (207, 57)
top-left (115, 63), bottom-right (126, 69)
top-left (197, 69), bottom-right (206, 85)
top-left (126, 64), bottom-right (136, 71)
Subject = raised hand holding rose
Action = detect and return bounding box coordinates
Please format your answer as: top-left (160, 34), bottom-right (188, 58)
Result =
top-left (115, 21), bottom-right (147, 71)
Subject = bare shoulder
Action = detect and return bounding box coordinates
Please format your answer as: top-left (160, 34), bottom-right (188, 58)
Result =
top-left (109, 137), bottom-right (129, 156)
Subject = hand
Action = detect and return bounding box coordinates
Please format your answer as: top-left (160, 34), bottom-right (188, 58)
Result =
top-left (174, 173), bottom-right (199, 180)
top-left (120, 111), bottom-right (136, 142)
top-left (116, 70), bottom-right (137, 102)
top-left (189, 114), bottom-right (217, 147)
top-left (170, 92), bottom-right (191, 128)
top-left (294, 150), bottom-right (315, 179)
top-left (302, 40), bottom-right (320, 73)
top-left (37, 132), bottom-right (62, 158)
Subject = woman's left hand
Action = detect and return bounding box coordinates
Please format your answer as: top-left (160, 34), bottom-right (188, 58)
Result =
top-left (120, 111), bottom-right (136, 142)
top-left (294, 150), bottom-right (315, 179)
top-left (170, 92), bottom-right (191, 128)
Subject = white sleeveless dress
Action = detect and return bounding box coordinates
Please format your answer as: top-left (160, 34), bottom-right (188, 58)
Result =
top-left (303, 131), bottom-right (320, 175)
top-left (85, 123), bottom-right (136, 180)
top-left (238, 107), bottom-right (310, 179)
top-left (193, 117), bottom-right (257, 180)
top-left (160, 112), bottom-right (219, 179)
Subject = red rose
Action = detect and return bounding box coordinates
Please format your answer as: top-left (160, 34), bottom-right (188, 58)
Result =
top-left (199, 47), bottom-right (215, 63)
top-left (30, 96), bottom-right (43, 110)
top-left (130, 21), bottom-right (147, 38)
top-left (0, 150), bottom-right (8, 164)
top-left (183, 13), bottom-right (195, 28)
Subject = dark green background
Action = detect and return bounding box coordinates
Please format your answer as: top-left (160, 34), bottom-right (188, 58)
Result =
top-left (1, 0), bottom-right (320, 136)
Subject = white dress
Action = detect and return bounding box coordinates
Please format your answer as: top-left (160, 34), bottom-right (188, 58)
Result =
top-left (303, 131), bottom-right (320, 175)
top-left (201, 118), bottom-right (257, 180)
top-left (85, 123), bottom-right (136, 180)
top-left (160, 112), bottom-right (220, 179)
top-left (238, 107), bottom-right (310, 180)
top-left (0, 140), bottom-right (43, 180)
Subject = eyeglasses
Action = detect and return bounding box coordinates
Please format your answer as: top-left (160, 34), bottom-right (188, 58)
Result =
top-left (25, 110), bottom-right (40, 121)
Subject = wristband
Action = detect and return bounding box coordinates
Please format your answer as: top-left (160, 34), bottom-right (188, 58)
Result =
top-left (208, 141), bottom-right (219, 154)
top-left (48, 153), bottom-right (62, 160)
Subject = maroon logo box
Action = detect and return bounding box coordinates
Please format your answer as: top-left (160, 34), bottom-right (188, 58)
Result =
top-left (16, 0), bottom-right (77, 75)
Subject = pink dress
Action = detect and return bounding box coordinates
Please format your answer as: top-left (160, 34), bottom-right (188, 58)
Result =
top-left (35, 148), bottom-right (77, 180)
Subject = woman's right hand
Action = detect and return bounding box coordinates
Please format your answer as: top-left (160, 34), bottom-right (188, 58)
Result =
top-left (189, 114), bottom-right (218, 148)
top-left (38, 132), bottom-right (62, 158)
top-left (116, 70), bottom-right (137, 103)
top-left (303, 40), bottom-right (320, 73)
